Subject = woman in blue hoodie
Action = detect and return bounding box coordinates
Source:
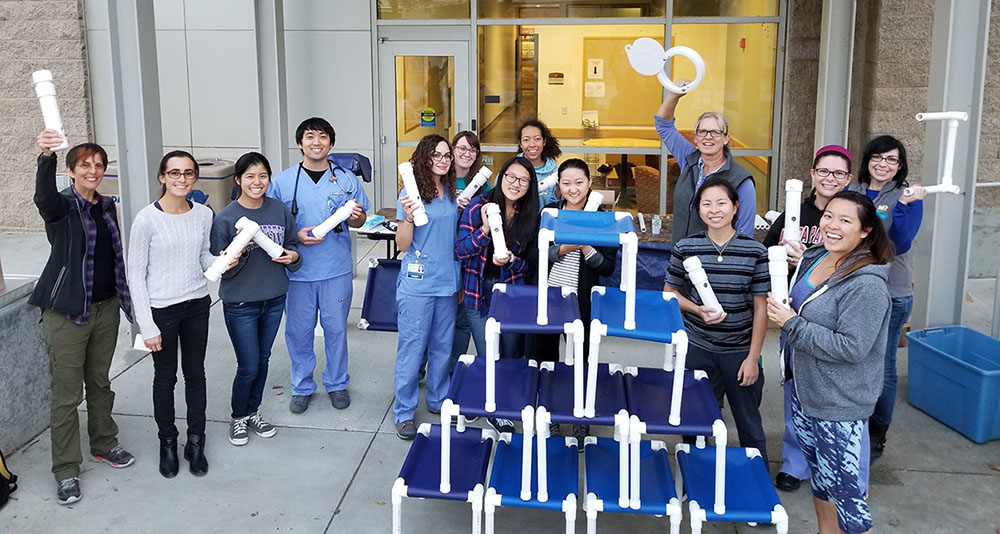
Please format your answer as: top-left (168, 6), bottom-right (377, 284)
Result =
top-left (767, 191), bottom-right (894, 534)
top-left (517, 119), bottom-right (561, 207)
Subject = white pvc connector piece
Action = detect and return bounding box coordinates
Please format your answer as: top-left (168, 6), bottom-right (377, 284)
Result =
top-left (398, 162), bottom-right (428, 226)
top-left (458, 166), bottom-right (493, 202)
top-left (905, 111), bottom-right (969, 196)
top-left (782, 179), bottom-right (803, 244)
top-left (624, 38), bottom-right (706, 94)
top-left (32, 70), bottom-right (69, 151)
top-left (538, 174), bottom-right (558, 193)
top-left (253, 229), bottom-right (284, 259)
top-left (682, 256), bottom-right (722, 315)
top-left (584, 191), bottom-right (604, 212)
top-left (768, 246), bottom-right (790, 308)
top-left (485, 203), bottom-right (510, 261)
top-left (310, 199), bottom-right (356, 238)
top-left (637, 212), bottom-right (647, 233)
top-left (205, 217), bottom-right (259, 282)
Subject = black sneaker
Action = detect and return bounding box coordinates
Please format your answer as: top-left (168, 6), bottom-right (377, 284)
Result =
top-left (572, 424), bottom-right (589, 452)
top-left (56, 477), bottom-right (81, 505)
top-left (330, 390), bottom-right (351, 410)
top-left (396, 420), bottom-right (417, 440)
top-left (549, 423), bottom-right (562, 436)
top-left (93, 445), bottom-right (135, 468)
top-left (289, 395), bottom-right (310, 414)
top-left (488, 418), bottom-right (516, 433)
top-left (229, 417), bottom-right (249, 446)
top-left (248, 412), bottom-right (276, 438)
top-left (774, 472), bottom-right (802, 492)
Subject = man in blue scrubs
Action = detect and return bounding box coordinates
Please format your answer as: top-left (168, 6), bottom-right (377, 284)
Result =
top-left (268, 117), bottom-right (370, 413)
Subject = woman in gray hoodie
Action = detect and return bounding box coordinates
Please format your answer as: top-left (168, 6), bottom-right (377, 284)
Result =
top-left (766, 190), bottom-right (894, 534)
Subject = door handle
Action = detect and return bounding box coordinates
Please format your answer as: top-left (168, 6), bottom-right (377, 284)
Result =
top-left (472, 119), bottom-right (477, 132)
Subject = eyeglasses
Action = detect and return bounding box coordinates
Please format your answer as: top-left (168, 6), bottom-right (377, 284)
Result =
top-left (431, 152), bottom-right (454, 162)
top-left (76, 162), bottom-right (106, 172)
top-left (869, 154), bottom-right (900, 166)
top-left (454, 146), bottom-right (478, 156)
top-left (503, 173), bottom-right (531, 186)
top-left (813, 168), bottom-right (850, 179)
top-left (165, 169), bottom-right (197, 180)
top-left (694, 129), bottom-right (726, 138)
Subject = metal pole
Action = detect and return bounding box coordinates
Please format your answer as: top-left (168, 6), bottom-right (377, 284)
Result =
top-left (911, 0), bottom-right (991, 329)
top-left (993, 264), bottom-right (1000, 339)
top-left (255, 0), bottom-right (289, 171)
top-left (813, 0), bottom-right (856, 147)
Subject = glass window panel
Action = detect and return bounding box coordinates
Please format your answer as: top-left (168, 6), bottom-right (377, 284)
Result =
top-left (480, 1), bottom-right (665, 19)
top-left (673, 0), bottom-right (778, 17)
top-left (394, 55), bottom-right (454, 192)
top-left (733, 155), bottom-right (772, 221)
top-left (377, 0), bottom-right (469, 19)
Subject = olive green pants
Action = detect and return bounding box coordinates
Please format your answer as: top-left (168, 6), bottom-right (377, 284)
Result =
top-left (42, 297), bottom-right (121, 481)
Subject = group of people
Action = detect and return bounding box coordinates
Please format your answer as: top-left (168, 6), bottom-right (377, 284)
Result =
top-left (31, 91), bottom-right (922, 534)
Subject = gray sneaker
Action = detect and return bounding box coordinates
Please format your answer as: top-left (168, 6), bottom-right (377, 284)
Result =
top-left (289, 395), bottom-right (310, 414)
top-left (395, 420), bottom-right (416, 440)
top-left (56, 477), bottom-right (81, 505)
top-left (229, 416), bottom-right (249, 446)
top-left (248, 412), bottom-right (276, 438)
top-left (93, 444), bottom-right (135, 468)
top-left (330, 390), bottom-right (350, 410)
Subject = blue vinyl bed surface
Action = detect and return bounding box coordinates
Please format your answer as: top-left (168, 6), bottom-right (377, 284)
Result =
top-left (489, 433), bottom-right (579, 511)
top-left (676, 445), bottom-right (782, 524)
top-left (488, 285), bottom-right (581, 334)
top-left (624, 368), bottom-right (722, 435)
top-left (590, 287), bottom-right (685, 343)
top-left (398, 425), bottom-right (495, 501)
top-left (584, 437), bottom-right (676, 515)
top-left (538, 363), bottom-right (626, 425)
top-left (447, 358), bottom-right (539, 418)
top-left (540, 210), bottom-right (635, 248)
top-left (360, 259), bottom-right (400, 331)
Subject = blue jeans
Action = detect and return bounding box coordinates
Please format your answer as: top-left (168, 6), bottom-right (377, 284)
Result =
top-left (224, 295), bottom-right (286, 419)
top-left (447, 299), bottom-right (472, 374)
top-left (465, 278), bottom-right (526, 359)
top-left (871, 296), bottom-right (913, 426)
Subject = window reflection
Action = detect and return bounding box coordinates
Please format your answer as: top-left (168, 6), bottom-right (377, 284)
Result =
top-left (480, 1), bottom-right (665, 19)
top-left (673, 0), bottom-right (778, 17)
top-left (377, 0), bottom-right (469, 19)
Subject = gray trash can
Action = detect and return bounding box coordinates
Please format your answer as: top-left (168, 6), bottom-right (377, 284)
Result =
top-left (102, 158), bottom-right (236, 215)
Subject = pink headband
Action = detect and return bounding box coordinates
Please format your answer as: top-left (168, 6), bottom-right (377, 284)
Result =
top-left (815, 144), bottom-right (852, 165)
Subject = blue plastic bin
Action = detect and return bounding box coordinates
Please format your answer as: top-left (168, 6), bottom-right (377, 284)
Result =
top-left (906, 326), bottom-right (1000, 443)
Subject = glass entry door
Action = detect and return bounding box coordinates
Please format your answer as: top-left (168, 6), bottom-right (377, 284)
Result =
top-left (378, 41), bottom-right (470, 205)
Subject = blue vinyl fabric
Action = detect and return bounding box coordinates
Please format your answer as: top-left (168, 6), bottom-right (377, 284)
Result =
top-left (360, 259), bottom-right (400, 331)
top-left (624, 368), bottom-right (722, 435)
top-left (398, 425), bottom-right (495, 501)
top-left (540, 210), bottom-right (636, 248)
top-left (538, 363), bottom-right (626, 425)
top-left (447, 357), bottom-right (539, 418)
top-left (676, 445), bottom-right (782, 524)
top-left (584, 437), bottom-right (677, 515)
top-left (489, 433), bottom-right (579, 511)
top-left (590, 287), bottom-right (685, 343)
top-left (488, 285), bottom-right (581, 334)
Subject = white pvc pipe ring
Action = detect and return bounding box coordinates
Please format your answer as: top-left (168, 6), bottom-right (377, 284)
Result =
top-left (658, 46), bottom-right (706, 94)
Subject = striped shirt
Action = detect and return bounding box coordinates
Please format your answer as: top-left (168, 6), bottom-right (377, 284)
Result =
top-left (664, 232), bottom-right (770, 352)
top-left (549, 249), bottom-right (581, 288)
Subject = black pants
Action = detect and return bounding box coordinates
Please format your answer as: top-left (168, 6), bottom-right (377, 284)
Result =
top-left (151, 296), bottom-right (211, 440)
top-left (685, 344), bottom-right (768, 466)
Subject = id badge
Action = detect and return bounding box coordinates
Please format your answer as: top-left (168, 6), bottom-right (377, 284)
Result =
top-left (406, 262), bottom-right (424, 280)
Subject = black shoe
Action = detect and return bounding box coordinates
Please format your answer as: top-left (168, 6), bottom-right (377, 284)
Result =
top-left (572, 424), bottom-right (589, 452)
top-left (869, 419), bottom-right (889, 461)
top-left (159, 438), bottom-right (179, 478)
top-left (183, 434), bottom-right (209, 476)
top-left (56, 477), bottom-right (81, 505)
top-left (774, 472), bottom-right (801, 492)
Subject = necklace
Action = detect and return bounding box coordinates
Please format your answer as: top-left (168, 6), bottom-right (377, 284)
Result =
top-left (710, 231), bottom-right (737, 262)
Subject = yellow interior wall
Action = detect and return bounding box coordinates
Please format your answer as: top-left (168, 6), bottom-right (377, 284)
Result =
top-left (479, 26), bottom-right (518, 128)
top-left (722, 23), bottom-right (777, 150)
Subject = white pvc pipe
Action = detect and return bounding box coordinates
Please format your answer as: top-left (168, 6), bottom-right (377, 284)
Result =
top-left (485, 203), bottom-right (510, 260)
top-left (538, 174), bottom-right (558, 193)
top-left (458, 166), bottom-right (493, 202)
top-left (668, 330), bottom-right (688, 426)
top-left (782, 179), bottom-right (803, 244)
top-left (520, 406), bottom-right (534, 501)
top-left (637, 212), bottom-right (647, 233)
top-left (205, 217), bottom-right (259, 282)
top-left (252, 229), bottom-right (284, 259)
top-left (398, 162), bottom-right (429, 226)
top-left (906, 111), bottom-right (969, 196)
top-left (768, 246), bottom-right (790, 308)
top-left (622, 233), bottom-right (638, 330)
top-left (614, 412), bottom-right (629, 510)
top-left (535, 407), bottom-right (549, 503)
top-left (682, 256), bottom-right (722, 314)
top-left (584, 324), bottom-right (602, 418)
top-left (310, 199), bottom-right (357, 238)
top-left (628, 416), bottom-right (643, 509)
top-left (537, 226), bottom-right (555, 326)
top-left (32, 70), bottom-right (69, 151)
top-left (713, 420), bottom-right (728, 515)
top-left (485, 320), bottom-right (500, 413)
top-left (624, 38), bottom-right (706, 94)
top-left (584, 191), bottom-right (603, 212)
top-left (440, 401), bottom-right (454, 494)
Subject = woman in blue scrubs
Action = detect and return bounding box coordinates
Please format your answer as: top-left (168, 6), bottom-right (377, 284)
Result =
top-left (393, 134), bottom-right (461, 440)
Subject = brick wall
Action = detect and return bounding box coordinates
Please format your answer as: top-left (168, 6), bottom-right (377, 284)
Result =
top-left (0, 0), bottom-right (91, 232)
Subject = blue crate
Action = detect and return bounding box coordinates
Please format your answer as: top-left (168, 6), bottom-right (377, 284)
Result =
top-left (906, 326), bottom-right (1000, 443)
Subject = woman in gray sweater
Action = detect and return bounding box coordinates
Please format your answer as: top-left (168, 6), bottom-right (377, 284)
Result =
top-left (210, 152), bottom-right (301, 447)
top-left (766, 190), bottom-right (894, 534)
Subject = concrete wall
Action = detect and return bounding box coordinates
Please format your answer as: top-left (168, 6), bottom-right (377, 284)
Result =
top-left (0, 0), bottom-right (91, 232)
top-left (0, 280), bottom-right (50, 453)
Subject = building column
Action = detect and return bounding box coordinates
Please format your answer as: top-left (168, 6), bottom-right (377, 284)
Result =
top-left (813, 0), bottom-right (856, 148)
top-left (255, 0), bottom-right (289, 171)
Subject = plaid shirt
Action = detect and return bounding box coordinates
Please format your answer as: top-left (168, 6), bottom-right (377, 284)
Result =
top-left (65, 188), bottom-right (134, 325)
top-left (456, 195), bottom-right (532, 311)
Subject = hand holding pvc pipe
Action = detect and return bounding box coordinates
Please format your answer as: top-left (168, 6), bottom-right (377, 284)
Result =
top-left (905, 111), bottom-right (969, 196)
top-left (310, 199), bottom-right (357, 238)
top-left (485, 203), bottom-right (510, 261)
top-left (625, 38), bottom-right (705, 94)
top-left (782, 179), bottom-right (803, 246)
top-left (398, 162), bottom-right (428, 226)
top-left (252, 228), bottom-right (284, 259)
top-left (32, 70), bottom-right (69, 151)
top-left (683, 256), bottom-right (724, 320)
top-left (538, 174), bottom-right (558, 193)
top-left (457, 166), bottom-right (492, 202)
top-left (584, 191), bottom-right (604, 212)
top-left (205, 217), bottom-right (260, 282)
top-left (768, 246), bottom-right (790, 309)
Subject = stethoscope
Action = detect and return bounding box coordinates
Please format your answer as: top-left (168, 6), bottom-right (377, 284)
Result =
top-left (290, 161), bottom-right (356, 216)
